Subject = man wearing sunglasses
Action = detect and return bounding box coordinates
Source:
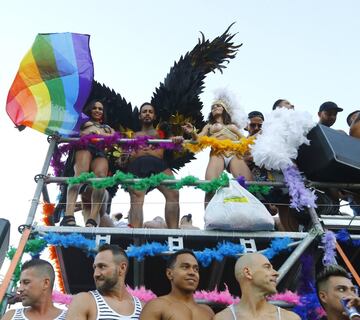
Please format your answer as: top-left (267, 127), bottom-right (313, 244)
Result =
top-left (246, 111), bottom-right (264, 137)
top-left (245, 111), bottom-right (272, 182)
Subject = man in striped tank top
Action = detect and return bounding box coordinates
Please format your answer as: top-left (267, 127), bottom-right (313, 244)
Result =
top-left (140, 249), bottom-right (214, 320)
top-left (66, 244), bottom-right (142, 319)
top-left (1, 259), bottom-right (67, 320)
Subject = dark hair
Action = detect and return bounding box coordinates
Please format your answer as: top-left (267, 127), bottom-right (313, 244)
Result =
top-left (83, 99), bottom-right (108, 123)
top-left (139, 102), bottom-right (155, 114)
top-left (98, 243), bottom-right (129, 265)
top-left (248, 111), bottom-right (264, 120)
top-left (272, 99), bottom-right (286, 110)
top-left (316, 265), bottom-right (351, 306)
top-left (166, 249), bottom-right (198, 269)
top-left (347, 110), bottom-right (360, 126)
top-left (22, 259), bottom-right (55, 288)
top-left (207, 107), bottom-right (232, 125)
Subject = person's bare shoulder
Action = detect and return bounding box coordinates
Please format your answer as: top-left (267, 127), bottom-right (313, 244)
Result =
top-left (0, 309), bottom-right (15, 320)
top-left (197, 304), bottom-right (214, 319)
top-left (213, 306), bottom-right (232, 320)
top-left (139, 297), bottom-right (169, 320)
top-left (82, 121), bottom-right (94, 128)
top-left (66, 292), bottom-right (95, 320)
top-left (280, 308), bottom-right (301, 320)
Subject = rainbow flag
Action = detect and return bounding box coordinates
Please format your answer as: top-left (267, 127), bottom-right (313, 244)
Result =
top-left (6, 32), bottom-right (94, 136)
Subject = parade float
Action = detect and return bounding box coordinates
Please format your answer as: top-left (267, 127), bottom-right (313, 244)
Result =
top-left (1, 27), bottom-right (359, 319)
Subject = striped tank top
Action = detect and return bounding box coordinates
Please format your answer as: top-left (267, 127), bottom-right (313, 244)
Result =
top-left (90, 290), bottom-right (142, 319)
top-left (11, 308), bottom-right (67, 320)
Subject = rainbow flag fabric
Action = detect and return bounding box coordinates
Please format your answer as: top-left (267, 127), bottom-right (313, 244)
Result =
top-left (6, 32), bottom-right (94, 136)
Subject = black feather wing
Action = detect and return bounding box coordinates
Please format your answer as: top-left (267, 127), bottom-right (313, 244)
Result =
top-left (151, 23), bottom-right (242, 171)
top-left (86, 80), bottom-right (138, 133)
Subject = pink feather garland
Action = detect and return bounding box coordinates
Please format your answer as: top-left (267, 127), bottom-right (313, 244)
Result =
top-left (52, 287), bottom-right (305, 306)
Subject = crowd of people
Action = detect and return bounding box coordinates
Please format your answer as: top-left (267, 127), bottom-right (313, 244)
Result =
top-left (56, 96), bottom-right (360, 231)
top-left (2, 247), bottom-right (360, 319)
top-left (4, 100), bottom-right (356, 320)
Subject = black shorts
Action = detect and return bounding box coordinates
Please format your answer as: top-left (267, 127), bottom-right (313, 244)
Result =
top-left (87, 143), bottom-right (107, 158)
top-left (127, 156), bottom-right (168, 178)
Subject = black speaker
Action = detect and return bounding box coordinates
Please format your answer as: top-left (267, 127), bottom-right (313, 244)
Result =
top-left (297, 124), bottom-right (360, 182)
top-left (0, 219), bottom-right (10, 269)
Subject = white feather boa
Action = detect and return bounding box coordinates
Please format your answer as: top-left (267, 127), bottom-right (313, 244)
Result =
top-left (251, 108), bottom-right (316, 170)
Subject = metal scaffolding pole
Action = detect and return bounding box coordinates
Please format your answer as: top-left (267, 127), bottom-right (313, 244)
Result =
top-left (277, 230), bottom-right (319, 283)
top-left (26, 138), bottom-right (57, 226)
top-left (0, 139), bottom-right (56, 312)
top-left (43, 175), bottom-right (360, 190)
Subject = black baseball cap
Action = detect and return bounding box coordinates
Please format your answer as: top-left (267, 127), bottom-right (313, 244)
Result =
top-left (347, 110), bottom-right (360, 126)
top-left (248, 111), bottom-right (264, 120)
top-left (319, 101), bottom-right (343, 113)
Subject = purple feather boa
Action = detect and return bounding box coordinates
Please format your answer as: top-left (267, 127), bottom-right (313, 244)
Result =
top-left (50, 134), bottom-right (183, 176)
top-left (322, 230), bottom-right (337, 266)
top-left (235, 175), bottom-right (246, 188)
top-left (282, 165), bottom-right (317, 211)
top-left (50, 133), bottom-right (122, 176)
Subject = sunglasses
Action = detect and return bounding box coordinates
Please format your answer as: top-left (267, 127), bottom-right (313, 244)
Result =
top-left (249, 123), bottom-right (262, 129)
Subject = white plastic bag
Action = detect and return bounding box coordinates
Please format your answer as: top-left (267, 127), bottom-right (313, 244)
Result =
top-left (205, 180), bottom-right (274, 231)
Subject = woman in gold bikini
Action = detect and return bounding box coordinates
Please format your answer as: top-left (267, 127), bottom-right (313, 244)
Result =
top-left (183, 96), bottom-right (252, 207)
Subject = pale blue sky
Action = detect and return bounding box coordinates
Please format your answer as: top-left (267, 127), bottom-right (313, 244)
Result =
top-left (1, 0), bottom-right (359, 248)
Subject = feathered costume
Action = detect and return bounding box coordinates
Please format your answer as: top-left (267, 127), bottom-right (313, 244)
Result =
top-left (53, 24), bottom-right (241, 221)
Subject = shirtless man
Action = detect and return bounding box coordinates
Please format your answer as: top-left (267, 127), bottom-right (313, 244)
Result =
top-left (126, 102), bottom-right (183, 228)
top-left (1, 259), bottom-right (66, 320)
top-left (214, 253), bottom-right (300, 320)
top-left (66, 244), bottom-right (142, 319)
top-left (347, 110), bottom-right (360, 138)
top-left (140, 249), bottom-right (214, 320)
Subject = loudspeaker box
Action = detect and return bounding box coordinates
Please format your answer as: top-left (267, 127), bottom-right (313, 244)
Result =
top-left (0, 218), bottom-right (10, 269)
top-left (297, 124), bottom-right (360, 182)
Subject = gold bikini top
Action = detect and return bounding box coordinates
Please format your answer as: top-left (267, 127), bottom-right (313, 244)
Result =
top-left (208, 125), bottom-right (240, 141)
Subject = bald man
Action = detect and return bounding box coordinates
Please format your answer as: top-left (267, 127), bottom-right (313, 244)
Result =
top-left (214, 253), bottom-right (300, 320)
